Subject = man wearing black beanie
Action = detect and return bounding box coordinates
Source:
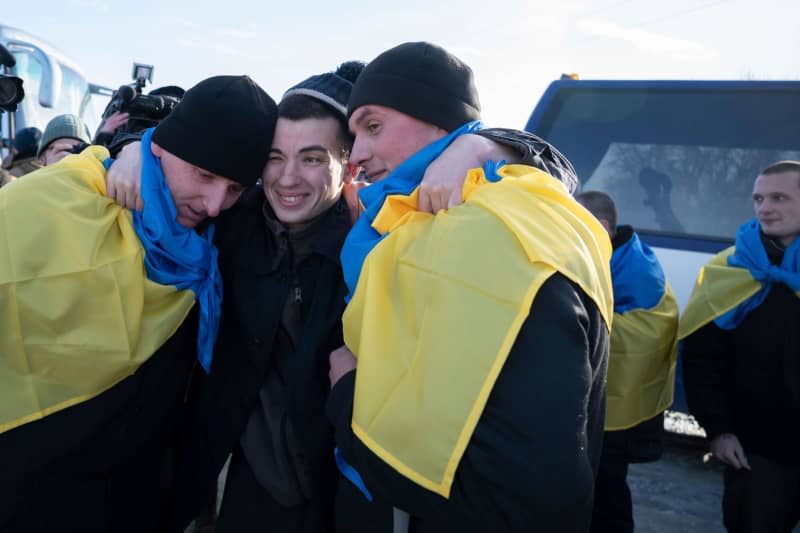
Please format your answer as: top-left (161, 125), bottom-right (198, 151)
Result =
top-left (98, 55), bottom-right (579, 533)
top-left (327, 42), bottom-right (611, 533)
top-left (0, 75), bottom-right (277, 533)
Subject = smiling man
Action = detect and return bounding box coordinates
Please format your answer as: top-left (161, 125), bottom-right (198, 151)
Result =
top-left (171, 62), bottom-right (363, 533)
top-left (0, 75), bottom-right (277, 533)
top-left (681, 160), bottom-right (800, 533)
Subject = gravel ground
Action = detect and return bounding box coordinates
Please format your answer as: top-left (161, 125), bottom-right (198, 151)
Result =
top-left (630, 443), bottom-right (726, 532)
top-left (188, 413), bottom-right (800, 532)
top-left (630, 411), bottom-right (800, 533)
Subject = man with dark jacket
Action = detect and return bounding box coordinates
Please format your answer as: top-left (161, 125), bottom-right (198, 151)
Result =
top-left (172, 62), bottom-right (363, 533)
top-left (0, 75), bottom-right (277, 533)
top-left (167, 64), bottom-right (570, 533)
top-left (576, 191), bottom-right (679, 533)
top-left (1, 127), bottom-right (42, 186)
top-left (681, 160), bottom-right (800, 533)
top-left (327, 41), bottom-right (613, 533)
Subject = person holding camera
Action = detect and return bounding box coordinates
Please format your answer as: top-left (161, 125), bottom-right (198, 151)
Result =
top-left (93, 110), bottom-right (130, 146)
top-left (94, 83), bottom-right (185, 150)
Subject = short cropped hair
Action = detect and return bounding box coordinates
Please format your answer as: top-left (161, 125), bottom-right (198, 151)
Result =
top-left (575, 190), bottom-right (618, 235)
top-left (760, 160), bottom-right (800, 177)
top-left (277, 94), bottom-right (353, 160)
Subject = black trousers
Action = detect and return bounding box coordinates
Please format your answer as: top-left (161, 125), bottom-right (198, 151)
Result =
top-left (216, 447), bottom-right (333, 533)
top-left (723, 454), bottom-right (800, 533)
top-left (590, 413), bottom-right (664, 533)
top-left (591, 452), bottom-right (633, 533)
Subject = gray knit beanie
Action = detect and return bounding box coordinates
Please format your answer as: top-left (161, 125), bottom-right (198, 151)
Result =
top-left (37, 114), bottom-right (91, 158)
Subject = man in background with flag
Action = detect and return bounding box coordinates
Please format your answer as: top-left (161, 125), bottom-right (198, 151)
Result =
top-left (576, 190), bottom-right (679, 533)
top-left (326, 41), bottom-right (613, 533)
top-left (682, 160), bottom-right (800, 533)
top-left (0, 75), bottom-right (277, 533)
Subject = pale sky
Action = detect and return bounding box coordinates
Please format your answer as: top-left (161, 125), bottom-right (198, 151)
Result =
top-left (5, 0), bottom-right (799, 128)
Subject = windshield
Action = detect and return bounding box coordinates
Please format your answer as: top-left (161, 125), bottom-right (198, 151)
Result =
top-left (529, 86), bottom-right (800, 241)
top-left (11, 49), bottom-right (91, 132)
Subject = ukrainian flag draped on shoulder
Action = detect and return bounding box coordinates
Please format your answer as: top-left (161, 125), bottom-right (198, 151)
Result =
top-left (606, 231), bottom-right (678, 431)
top-left (340, 123), bottom-right (613, 498)
top-left (679, 219), bottom-right (800, 340)
top-left (0, 143), bottom-right (195, 434)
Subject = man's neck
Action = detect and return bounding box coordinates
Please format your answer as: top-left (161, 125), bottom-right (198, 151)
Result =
top-left (779, 234), bottom-right (798, 248)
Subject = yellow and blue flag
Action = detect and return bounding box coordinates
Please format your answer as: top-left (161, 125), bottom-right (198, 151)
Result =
top-left (679, 219), bottom-right (800, 339)
top-left (340, 139), bottom-right (613, 497)
top-left (606, 233), bottom-right (678, 430)
top-left (0, 143), bottom-right (200, 434)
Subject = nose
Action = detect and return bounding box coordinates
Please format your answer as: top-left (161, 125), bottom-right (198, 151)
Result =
top-left (276, 158), bottom-right (302, 187)
top-left (204, 183), bottom-right (229, 218)
top-left (350, 135), bottom-right (370, 168)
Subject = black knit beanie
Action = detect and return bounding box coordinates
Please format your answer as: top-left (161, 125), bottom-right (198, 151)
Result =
top-left (152, 75), bottom-right (277, 187)
top-left (347, 42), bottom-right (480, 132)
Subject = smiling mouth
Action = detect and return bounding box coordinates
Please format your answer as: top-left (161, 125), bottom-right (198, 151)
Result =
top-left (276, 192), bottom-right (308, 208)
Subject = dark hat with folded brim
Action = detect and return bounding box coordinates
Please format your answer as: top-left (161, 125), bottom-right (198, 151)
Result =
top-left (152, 75), bottom-right (277, 186)
top-left (347, 42), bottom-right (480, 132)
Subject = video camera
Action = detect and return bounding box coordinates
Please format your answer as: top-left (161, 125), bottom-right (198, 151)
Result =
top-left (102, 63), bottom-right (180, 134)
top-left (0, 43), bottom-right (25, 157)
top-left (0, 43), bottom-right (24, 114)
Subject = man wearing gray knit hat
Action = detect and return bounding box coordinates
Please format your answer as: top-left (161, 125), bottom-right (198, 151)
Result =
top-left (37, 113), bottom-right (91, 166)
top-left (326, 41), bottom-right (610, 533)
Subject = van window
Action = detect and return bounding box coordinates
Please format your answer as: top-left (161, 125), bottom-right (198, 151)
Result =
top-left (529, 87), bottom-right (800, 241)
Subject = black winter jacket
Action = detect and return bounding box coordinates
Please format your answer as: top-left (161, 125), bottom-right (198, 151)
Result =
top-left (327, 273), bottom-right (609, 533)
top-left (0, 310), bottom-right (198, 533)
top-left (683, 235), bottom-right (800, 466)
top-left (171, 189), bottom-right (351, 531)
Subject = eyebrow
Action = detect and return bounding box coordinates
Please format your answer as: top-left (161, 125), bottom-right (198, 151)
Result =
top-left (269, 145), bottom-right (329, 155)
top-left (298, 145), bottom-right (329, 154)
top-left (350, 107), bottom-right (373, 128)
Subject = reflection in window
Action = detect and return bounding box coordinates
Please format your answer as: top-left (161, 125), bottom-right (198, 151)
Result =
top-left (583, 143), bottom-right (800, 240)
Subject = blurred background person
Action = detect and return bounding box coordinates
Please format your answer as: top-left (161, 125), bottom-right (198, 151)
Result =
top-left (1, 126), bottom-right (42, 186)
top-left (36, 114), bottom-right (91, 166)
top-left (576, 190), bottom-right (679, 533)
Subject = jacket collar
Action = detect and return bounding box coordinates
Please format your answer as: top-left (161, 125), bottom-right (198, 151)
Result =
top-left (260, 194), bottom-right (351, 266)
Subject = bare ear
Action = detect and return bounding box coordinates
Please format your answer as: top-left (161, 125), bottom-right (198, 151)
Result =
top-left (343, 162), bottom-right (361, 185)
top-left (599, 218), bottom-right (613, 235)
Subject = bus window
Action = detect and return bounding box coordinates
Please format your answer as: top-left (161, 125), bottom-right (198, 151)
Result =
top-left (583, 142), bottom-right (800, 240)
top-left (529, 86), bottom-right (800, 243)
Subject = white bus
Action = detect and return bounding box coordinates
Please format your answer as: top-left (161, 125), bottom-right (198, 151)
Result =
top-left (0, 24), bottom-right (110, 157)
